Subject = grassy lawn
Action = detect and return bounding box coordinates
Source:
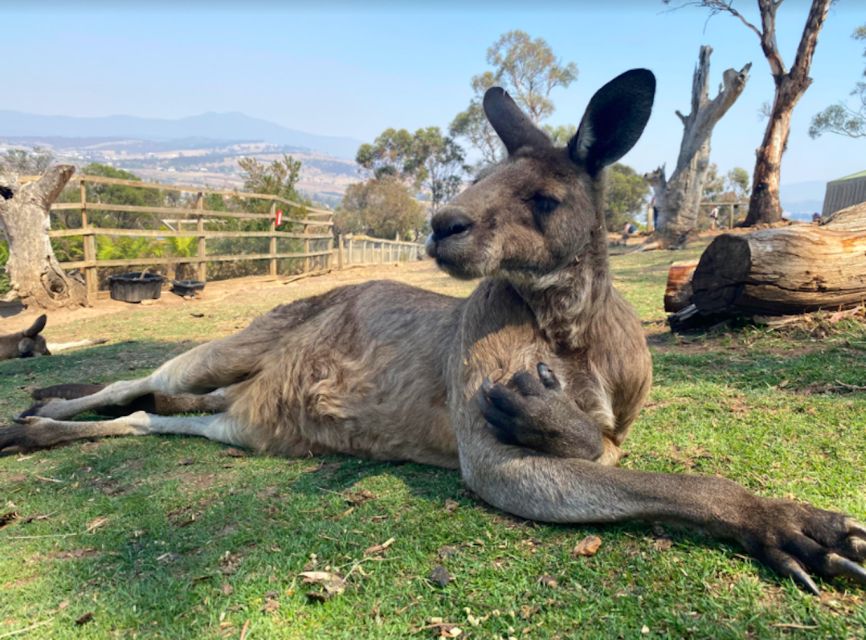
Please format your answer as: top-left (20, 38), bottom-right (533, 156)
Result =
top-left (1, 253), bottom-right (865, 639)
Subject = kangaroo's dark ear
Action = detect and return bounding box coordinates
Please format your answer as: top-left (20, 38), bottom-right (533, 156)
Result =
top-left (483, 87), bottom-right (552, 155)
top-left (568, 69), bottom-right (655, 174)
top-left (23, 314), bottom-right (47, 338)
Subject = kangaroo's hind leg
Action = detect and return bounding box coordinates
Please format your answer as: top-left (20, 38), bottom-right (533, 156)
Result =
top-left (23, 383), bottom-right (229, 419)
top-left (2, 411), bottom-right (247, 453)
top-left (24, 332), bottom-right (266, 421)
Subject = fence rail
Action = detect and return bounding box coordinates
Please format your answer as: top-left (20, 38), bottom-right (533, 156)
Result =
top-left (24, 173), bottom-right (424, 303)
top-left (339, 235), bottom-right (424, 266)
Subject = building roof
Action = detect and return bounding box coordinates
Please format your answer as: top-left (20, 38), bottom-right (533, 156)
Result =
top-left (829, 169), bottom-right (866, 183)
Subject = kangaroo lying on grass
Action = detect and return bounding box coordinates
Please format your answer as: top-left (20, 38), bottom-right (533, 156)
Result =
top-left (0, 314), bottom-right (49, 360)
top-left (3, 70), bottom-right (864, 594)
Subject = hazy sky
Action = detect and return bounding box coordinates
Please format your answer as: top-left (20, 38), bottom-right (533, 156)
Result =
top-left (3, 1), bottom-right (864, 184)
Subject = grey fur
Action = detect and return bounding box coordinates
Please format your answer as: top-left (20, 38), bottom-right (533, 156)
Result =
top-left (4, 71), bottom-right (864, 593)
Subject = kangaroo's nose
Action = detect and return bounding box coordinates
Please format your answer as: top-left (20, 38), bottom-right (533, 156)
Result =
top-left (431, 208), bottom-right (474, 241)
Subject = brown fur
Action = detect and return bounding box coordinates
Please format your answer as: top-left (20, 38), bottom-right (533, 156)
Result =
top-left (4, 71), bottom-right (864, 594)
top-left (0, 314), bottom-right (49, 360)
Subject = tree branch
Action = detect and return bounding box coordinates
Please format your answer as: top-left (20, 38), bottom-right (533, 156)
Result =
top-left (789, 0), bottom-right (832, 84)
top-left (24, 165), bottom-right (75, 210)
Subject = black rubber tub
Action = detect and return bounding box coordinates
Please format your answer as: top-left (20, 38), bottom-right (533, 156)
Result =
top-left (171, 280), bottom-right (206, 297)
top-left (108, 272), bottom-right (165, 303)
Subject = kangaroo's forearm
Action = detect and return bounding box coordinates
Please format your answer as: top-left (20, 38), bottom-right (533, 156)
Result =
top-left (460, 440), bottom-right (753, 537)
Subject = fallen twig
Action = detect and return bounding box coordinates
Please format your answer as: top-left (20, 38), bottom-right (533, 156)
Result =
top-left (0, 619), bottom-right (52, 639)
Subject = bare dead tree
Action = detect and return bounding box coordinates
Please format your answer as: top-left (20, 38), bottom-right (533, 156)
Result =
top-left (649, 45), bottom-right (751, 247)
top-left (0, 165), bottom-right (87, 309)
top-left (671, 0), bottom-right (832, 225)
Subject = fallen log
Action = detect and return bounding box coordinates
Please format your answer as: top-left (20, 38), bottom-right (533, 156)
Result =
top-left (820, 201), bottom-right (866, 232)
top-left (663, 260), bottom-right (699, 312)
top-left (691, 225), bottom-right (866, 315)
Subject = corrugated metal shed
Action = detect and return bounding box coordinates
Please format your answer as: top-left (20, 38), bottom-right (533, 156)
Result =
top-left (822, 170), bottom-right (866, 215)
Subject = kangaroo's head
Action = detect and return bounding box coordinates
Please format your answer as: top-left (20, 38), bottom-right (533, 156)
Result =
top-left (427, 69), bottom-right (655, 281)
top-left (18, 314), bottom-right (50, 358)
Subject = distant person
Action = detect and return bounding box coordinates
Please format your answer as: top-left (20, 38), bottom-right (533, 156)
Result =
top-left (812, 211), bottom-right (821, 223)
top-left (709, 206), bottom-right (719, 230)
top-left (621, 221), bottom-right (632, 245)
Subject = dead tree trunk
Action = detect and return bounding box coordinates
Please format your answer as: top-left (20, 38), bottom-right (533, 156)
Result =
top-left (691, 0), bottom-right (832, 226)
top-left (654, 46), bottom-right (751, 248)
top-left (0, 165), bottom-right (86, 309)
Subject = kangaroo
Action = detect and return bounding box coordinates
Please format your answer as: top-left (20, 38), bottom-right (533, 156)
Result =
top-left (0, 314), bottom-right (50, 360)
top-left (3, 70), bottom-right (864, 594)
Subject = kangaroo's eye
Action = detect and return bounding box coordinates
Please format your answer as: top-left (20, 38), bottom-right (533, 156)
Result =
top-left (530, 194), bottom-right (560, 216)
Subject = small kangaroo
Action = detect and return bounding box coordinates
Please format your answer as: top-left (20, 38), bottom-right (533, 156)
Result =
top-left (0, 314), bottom-right (50, 360)
top-left (3, 70), bottom-right (864, 594)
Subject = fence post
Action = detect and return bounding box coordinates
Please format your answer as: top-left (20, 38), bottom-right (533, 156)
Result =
top-left (80, 179), bottom-right (97, 304)
top-left (269, 201), bottom-right (277, 277)
top-left (196, 192), bottom-right (206, 281)
top-left (303, 217), bottom-right (311, 273)
top-left (336, 233), bottom-right (344, 269)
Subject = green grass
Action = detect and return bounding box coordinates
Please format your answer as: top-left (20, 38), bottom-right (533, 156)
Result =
top-left (1, 256), bottom-right (865, 639)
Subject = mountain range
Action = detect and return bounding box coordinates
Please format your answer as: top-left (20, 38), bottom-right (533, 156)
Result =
top-left (0, 110), bottom-right (362, 160)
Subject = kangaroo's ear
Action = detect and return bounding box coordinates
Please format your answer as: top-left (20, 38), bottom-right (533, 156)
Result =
top-left (568, 69), bottom-right (655, 174)
top-left (23, 314), bottom-right (47, 338)
top-left (483, 87), bottom-right (552, 155)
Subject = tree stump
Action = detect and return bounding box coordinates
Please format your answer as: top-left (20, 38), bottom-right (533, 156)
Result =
top-left (663, 260), bottom-right (699, 312)
top-left (0, 165), bottom-right (86, 309)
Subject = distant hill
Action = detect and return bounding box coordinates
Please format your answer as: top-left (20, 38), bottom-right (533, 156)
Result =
top-left (0, 110), bottom-right (362, 160)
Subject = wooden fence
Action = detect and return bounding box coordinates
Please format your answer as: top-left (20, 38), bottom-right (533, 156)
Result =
top-left (23, 174), bottom-right (424, 304)
top-left (339, 234), bottom-right (424, 266)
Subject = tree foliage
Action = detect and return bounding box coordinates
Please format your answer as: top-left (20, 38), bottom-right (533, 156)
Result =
top-left (336, 177), bottom-right (425, 240)
top-left (604, 164), bottom-right (649, 231)
top-left (726, 167), bottom-right (751, 198)
top-left (451, 30), bottom-right (577, 165)
top-left (810, 24), bottom-right (866, 139)
top-left (238, 154), bottom-right (303, 203)
top-left (542, 124), bottom-right (576, 147)
top-left (486, 30), bottom-right (578, 123)
top-left (0, 147), bottom-right (54, 174)
top-left (356, 127), bottom-right (466, 213)
top-left (701, 164), bottom-right (751, 202)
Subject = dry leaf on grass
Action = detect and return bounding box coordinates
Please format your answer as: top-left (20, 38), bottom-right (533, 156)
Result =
top-left (261, 593), bottom-right (279, 614)
top-left (443, 499), bottom-right (459, 513)
top-left (220, 447), bottom-right (246, 458)
top-left (85, 516), bottom-right (109, 533)
top-left (343, 488), bottom-right (376, 506)
top-left (219, 551), bottom-right (242, 575)
top-left (572, 534), bottom-right (602, 557)
top-left (415, 619), bottom-right (463, 637)
top-left (653, 537), bottom-right (673, 551)
top-left (364, 537), bottom-right (396, 556)
top-left (538, 575), bottom-right (559, 588)
top-left (299, 570), bottom-right (346, 601)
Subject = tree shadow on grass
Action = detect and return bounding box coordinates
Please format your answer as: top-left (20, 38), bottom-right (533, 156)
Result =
top-left (651, 337), bottom-right (866, 396)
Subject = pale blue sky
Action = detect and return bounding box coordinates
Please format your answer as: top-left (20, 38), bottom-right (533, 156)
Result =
top-left (2, 1), bottom-right (864, 184)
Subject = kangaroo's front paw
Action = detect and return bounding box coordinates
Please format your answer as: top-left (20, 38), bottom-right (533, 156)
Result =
top-left (740, 497), bottom-right (866, 594)
top-left (477, 363), bottom-right (603, 460)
